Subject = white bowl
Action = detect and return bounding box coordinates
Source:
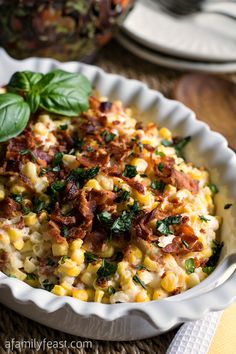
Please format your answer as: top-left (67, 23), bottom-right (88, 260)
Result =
top-left (0, 48), bottom-right (236, 341)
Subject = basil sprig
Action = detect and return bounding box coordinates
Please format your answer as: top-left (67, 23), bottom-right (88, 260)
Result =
top-left (0, 69), bottom-right (92, 142)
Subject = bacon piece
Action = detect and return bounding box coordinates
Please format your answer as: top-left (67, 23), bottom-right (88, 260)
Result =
top-left (47, 220), bottom-right (65, 244)
top-left (77, 190), bottom-right (96, 220)
top-left (50, 203), bottom-right (76, 226)
top-left (170, 169), bottom-right (199, 194)
top-left (83, 230), bottom-right (106, 253)
top-left (77, 153), bottom-right (109, 168)
top-left (68, 226), bottom-right (87, 240)
top-left (0, 198), bottom-right (21, 218)
top-left (154, 156), bottom-right (199, 194)
top-left (65, 182), bottom-right (79, 200)
top-left (121, 177), bottom-right (145, 194)
top-left (89, 189), bottom-right (116, 206)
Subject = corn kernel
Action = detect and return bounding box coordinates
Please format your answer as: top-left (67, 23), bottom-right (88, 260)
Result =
top-left (10, 269), bottom-right (27, 281)
top-left (52, 285), bottom-right (67, 296)
top-left (187, 273), bottom-right (200, 288)
top-left (33, 122), bottom-right (47, 136)
top-left (24, 212), bottom-right (37, 227)
top-left (13, 239), bottom-right (24, 251)
top-left (80, 272), bottom-right (94, 286)
top-left (7, 228), bottom-right (22, 242)
top-left (133, 190), bottom-right (154, 206)
top-left (161, 271), bottom-right (178, 293)
top-left (10, 185), bottom-right (26, 194)
top-left (22, 161), bottom-right (38, 183)
top-left (61, 282), bottom-right (72, 296)
top-left (152, 289), bottom-right (168, 300)
top-left (72, 289), bottom-right (88, 302)
top-left (200, 247), bottom-right (212, 258)
top-left (62, 154), bottom-right (78, 170)
top-left (96, 174), bottom-right (114, 191)
top-left (143, 256), bottom-right (160, 272)
top-left (21, 240), bottom-right (33, 252)
top-left (66, 266), bottom-right (81, 277)
top-left (52, 241), bottom-right (68, 257)
top-left (0, 233), bottom-right (10, 246)
top-left (135, 291), bottom-right (149, 302)
top-left (24, 257), bottom-right (36, 273)
top-left (127, 246), bottom-right (143, 266)
top-left (70, 239), bottom-right (83, 251)
top-left (159, 127), bottom-right (172, 140)
top-left (0, 189), bottom-right (5, 201)
top-left (71, 249), bottom-right (84, 265)
top-left (84, 179), bottom-right (101, 191)
top-left (130, 158), bottom-right (148, 173)
top-left (94, 289), bottom-right (104, 303)
top-left (99, 243), bottom-right (114, 258)
top-left (38, 114), bottom-right (51, 124)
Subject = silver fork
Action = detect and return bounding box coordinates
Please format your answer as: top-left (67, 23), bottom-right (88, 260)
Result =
top-left (156, 0), bottom-right (236, 20)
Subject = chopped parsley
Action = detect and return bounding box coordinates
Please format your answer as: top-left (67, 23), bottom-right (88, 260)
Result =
top-left (161, 139), bottom-right (172, 147)
top-left (26, 273), bottom-right (37, 280)
top-left (20, 149), bottom-right (37, 162)
top-left (111, 210), bottom-right (132, 234)
top-left (52, 152), bottom-right (64, 167)
top-left (129, 201), bottom-right (140, 214)
top-left (61, 225), bottom-right (69, 238)
top-left (185, 258), bottom-right (195, 274)
top-left (173, 136), bottom-right (191, 157)
top-left (157, 162), bottom-right (164, 172)
top-left (133, 274), bottom-right (147, 289)
top-left (135, 264), bottom-right (147, 271)
top-left (60, 124), bottom-right (68, 130)
top-left (97, 258), bottom-right (117, 279)
top-left (124, 164), bottom-right (138, 178)
top-left (208, 183), bottom-right (219, 194)
top-left (47, 258), bottom-right (56, 266)
top-left (224, 203), bottom-right (232, 210)
top-left (137, 142), bottom-right (144, 152)
top-left (115, 189), bottom-right (130, 203)
top-left (39, 165), bottom-right (60, 176)
top-left (67, 166), bottom-right (99, 182)
top-left (11, 194), bottom-right (30, 214)
top-left (107, 285), bottom-right (116, 295)
top-left (199, 215), bottom-right (210, 222)
top-left (156, 215), bottom-right (182, 236)
top-left (32, 198), bottom-right (48, 213)
top-left (150, 180), bottom-right (165, 193)
top-left (101, 130), bottom-right (116, 143)
top-left (97, 211), bottom-right (113, 226)
top-left (59, 255), bottom-right (68, 264)
top-left (202, 240), bottom-right (223, 275)
top-left (84, 252), bottom-right (99, 264)
top-left (42, 280), bottom-right (54, 292)
top-left (51, 180), bottom-right (66, 191)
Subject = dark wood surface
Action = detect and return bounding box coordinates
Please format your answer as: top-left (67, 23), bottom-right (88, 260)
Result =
top-left (173, 74), bottom-right (236, 151)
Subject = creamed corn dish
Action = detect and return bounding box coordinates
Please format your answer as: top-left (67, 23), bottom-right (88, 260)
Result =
top-left (0, 76), bottom-right (223, 304)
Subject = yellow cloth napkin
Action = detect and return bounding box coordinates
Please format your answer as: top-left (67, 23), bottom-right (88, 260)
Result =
top-left (208, 302), bottom-right (236, 354)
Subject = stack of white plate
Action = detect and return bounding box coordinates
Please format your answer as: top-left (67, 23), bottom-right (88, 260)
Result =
top-left (118, 0), bottom-right (236, 72)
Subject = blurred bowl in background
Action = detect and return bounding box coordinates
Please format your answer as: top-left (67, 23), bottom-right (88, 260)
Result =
top-left (0, 0), bottom-right (134, 62)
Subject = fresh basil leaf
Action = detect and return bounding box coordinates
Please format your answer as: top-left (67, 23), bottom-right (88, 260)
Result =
top-left (107, 285), bottom-right (116, 295)
top-left (150, 180), bottom-right (165, 192)
top-left (207, 183), bottom-right (219, 194)
top-left (111, 210), bottom-right (132, 234)
top-left (97, 211), bottom-right (113, 226)
top-left (199, 215), bottom-right (210, 222)
top-left (185, 258), bottom-right (195, 274)
top-left (8, 71), bottom-right (43, 94)
top-left (35, 70), bottom-right (92, 116)
top-left (173, 136), bottom-right (191, 157)
top-left (203, 240), bottom-right (223, 270)
top-left (0, 93), bottom-right (30, 142)
top-left (27, 91), bottom-right (40, 113)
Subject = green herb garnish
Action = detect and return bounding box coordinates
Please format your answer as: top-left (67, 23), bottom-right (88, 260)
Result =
top-left (61, 225), bottom-right (69, 238)
top-left (26, 273), bottom-right (37, 280)
top-left (161, 139), bottom-right (172, 147)
top-left (59, 256), bottom-right (68, 264)
top-left (97, 258), bottom-right (117, 279)
top-left (157, 162), bottom-right (164, 172)
top-left (199, 215), bottom-right (210, 222)
top-left (208, 183), bottom-right (219, 194)
top-left (84, 252), bottom-right (99, 264)
top-left (156, 215), bottom-right (182, 236)
top-left (97, 211), bottom-right (113, 226)
top-left (101, 130), bottom-right (116, 143)
top-left (60, 124), bottom-right (68, 130)
top-left (124, 164), bottom-right (138, 178)
top-left (115, 189), bottom-right (130, 203)
top-left (11, 194), bottom-right (30, 214)
top-left (20, 149), bottom-right (37, 162)
top-left (173, 136), bottom-right (191, 157)
top-left (111, 210), bottom-right (132, 234)
top-left (150, 180), bottom-right (165, 192)
top-left (0, 70), bottom-right (92, 142)
top-left (133, 274), bottom-right (147, 289)
top-left (107, 285), bottom-right (116, 295)
top-left (202, 240), bottom-right (223, 275)
top-left (185, 258), bottom-right (195, 274)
